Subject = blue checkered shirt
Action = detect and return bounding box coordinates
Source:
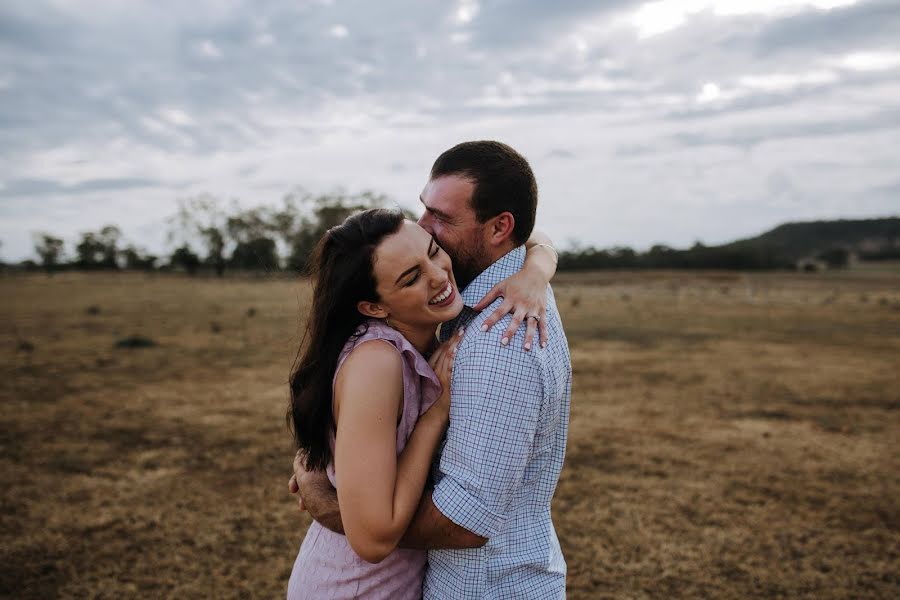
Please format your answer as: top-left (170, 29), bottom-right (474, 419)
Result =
top-left (424, 246), bottom-right (572, 599)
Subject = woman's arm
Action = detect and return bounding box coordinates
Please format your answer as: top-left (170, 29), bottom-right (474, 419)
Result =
top-left (473, 230), bottom-right (557, 350)
top-left (332, 335), bottom-right (459, 564)
top-left (523, 229), bottom-right (559, 283)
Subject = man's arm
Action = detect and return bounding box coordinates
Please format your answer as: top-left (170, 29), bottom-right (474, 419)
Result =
top-left (296, 469), bottom-right (345, 534)
top-left (290, 450), bottom-right (344, 534)
top-left (294, 469), bottom-right (485, 549)
top-left (399, 488), bottom-right (487, 550)
top-left (419, 322), bottom-right (544, 546)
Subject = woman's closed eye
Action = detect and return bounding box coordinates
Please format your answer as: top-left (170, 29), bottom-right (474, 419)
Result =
top-left (402, 237), bottom-right (441, 287)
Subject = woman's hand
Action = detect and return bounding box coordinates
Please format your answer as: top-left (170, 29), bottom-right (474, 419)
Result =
top-left (473, 267), bottom-right (548, 351)
top-left (428, 328), bottom-right (464, 415)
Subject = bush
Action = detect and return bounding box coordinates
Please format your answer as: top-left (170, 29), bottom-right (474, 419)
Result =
top-left (115, 336), bottom-right (157, 349)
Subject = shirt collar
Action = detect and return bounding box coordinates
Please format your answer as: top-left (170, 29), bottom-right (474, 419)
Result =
top-left (460, 246), bottom-right (526, 308)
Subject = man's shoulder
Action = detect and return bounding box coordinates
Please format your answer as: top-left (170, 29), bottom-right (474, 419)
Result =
top-left (456, 286), bottom-right (564, 364)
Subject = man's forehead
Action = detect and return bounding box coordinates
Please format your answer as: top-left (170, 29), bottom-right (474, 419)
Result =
top-left (421, 174), bottom-right (475, 215)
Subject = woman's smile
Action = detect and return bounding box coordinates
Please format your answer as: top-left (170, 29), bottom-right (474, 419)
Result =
top-left (428, 281), bottom-right (455, 307)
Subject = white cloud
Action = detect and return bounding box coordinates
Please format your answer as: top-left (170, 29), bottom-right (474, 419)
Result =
top-left (139, 116), bottom-right (195, 148)
top-left (158, 108), bottom-right (194, 127)
top-left (738, 69), bottom-right (838, 91)
top-left (454, 0), bottom-right (480, 25)
top-left (329, 24), bottom-right (349, 38)
top-left (197, 39), bottom-right (223, 59)
top-left (572, 36), bottom-right (589, 60)
top-left (833, 51), bottom-right (900, 72)
top-left (255, 32), bottom-right (275, 46)
top-left (696, 82), bottom-right (722, 103)
top-left (450, 31), bottom-right (471, 44)
top-left (629, 0), bottom-right (859, 38)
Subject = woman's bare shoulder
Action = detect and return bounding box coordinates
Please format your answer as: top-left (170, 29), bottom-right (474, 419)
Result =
top-left (334, 340), bottom-right (403, 416)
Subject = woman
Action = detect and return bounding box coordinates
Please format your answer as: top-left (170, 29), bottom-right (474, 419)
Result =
top-left (286, 208), bottom-right (556, 599)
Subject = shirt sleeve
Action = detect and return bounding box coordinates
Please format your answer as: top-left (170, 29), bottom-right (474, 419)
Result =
top-left (431, 323), bottom-right (544, 539)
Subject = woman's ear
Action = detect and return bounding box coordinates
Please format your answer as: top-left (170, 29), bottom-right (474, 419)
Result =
top-left (357, 300), bottom-right (388, 319)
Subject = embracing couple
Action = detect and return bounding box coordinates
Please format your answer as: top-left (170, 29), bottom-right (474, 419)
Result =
top-left (286, 141), bottom-right (572, 599)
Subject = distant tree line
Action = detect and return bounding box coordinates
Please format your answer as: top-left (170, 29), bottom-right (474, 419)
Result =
top-left (9, 198), bottom-right (898, 275)
top-left (558, 217), bottom-right (900, 272)
top-left (557, 242), bottom-right (890, 271)
top-left (558, 242), bottom-right (800, 271)
top-left (22, 189), bottom-right (399, 276)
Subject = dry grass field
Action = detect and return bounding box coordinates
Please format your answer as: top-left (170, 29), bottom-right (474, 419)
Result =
top-left (2, 269), bottom-right (899, 599)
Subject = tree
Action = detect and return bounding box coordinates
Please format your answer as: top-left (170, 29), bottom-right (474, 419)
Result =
top-left (226, 207), bottom-right (272, 245)
top-left (75, 232), bottom-right (106, 269)
top-left (817, 247), bottom-right (849, 269)
top-left (230, 237), bottom-right (279, 271)
top-left (74, 225), bottom-right (122, 269)
top-left (286, 190), bottom-right (387, 272)
top-left (34, 234), bottom-right (65, 272)
top-left (199, 226), bottom-right (226, 276)
top-left (98, 225), bottom-right (122, 269)
top-left (169, 245), bottom-right (201, 275)
top-left (168, 195), bottom-right (229, 276)
top-left (122, 246), bottom-right (158, 271)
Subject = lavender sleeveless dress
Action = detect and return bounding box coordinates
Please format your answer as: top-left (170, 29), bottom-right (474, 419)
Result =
top-left (287, 320), bottom-right (442, 600)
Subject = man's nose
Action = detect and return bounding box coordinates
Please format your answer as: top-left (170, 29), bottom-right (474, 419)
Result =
top-left (417, 212), bottom-right (433, 233)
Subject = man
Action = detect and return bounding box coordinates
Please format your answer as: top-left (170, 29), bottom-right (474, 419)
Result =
top-left (293, 141), bottom-right (572, 598)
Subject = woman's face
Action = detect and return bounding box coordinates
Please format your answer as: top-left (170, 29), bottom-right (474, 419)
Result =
top-left (366, 220), bottom-right (464, 328)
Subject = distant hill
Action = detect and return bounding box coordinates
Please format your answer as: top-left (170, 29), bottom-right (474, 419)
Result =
top-left (558, 217), bottom-right (900, 271)
top-left (723, 217), bottom-right (900, 262)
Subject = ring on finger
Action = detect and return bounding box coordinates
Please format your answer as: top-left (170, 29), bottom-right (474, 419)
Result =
top-left (526, 314), bottom-right (541, 322)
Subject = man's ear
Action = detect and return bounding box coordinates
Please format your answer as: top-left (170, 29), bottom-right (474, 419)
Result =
top-left (357, 300), bottom-right (388, 319)
top-left (486, 211), bottom-right (516, 246)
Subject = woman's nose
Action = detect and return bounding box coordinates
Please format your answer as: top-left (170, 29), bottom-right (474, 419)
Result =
top-left (425, 262), bottom-right (445, 286)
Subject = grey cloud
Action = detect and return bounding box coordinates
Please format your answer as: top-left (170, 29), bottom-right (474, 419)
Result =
top-left (1, 0), bottom-right (899, 259)
top-left (662, 70), bottom-right (897, 124)
top-left (756, 0), bottom-right (900, 55)
top-left (0, 177), bottom-right (164, 198)
top-left (866, 179), bottom-right (900, 199)
top-left (545, 148), bottom-right (576, 160)
top-left (668, 107), bottom-right (900, 151)
top-left (466, 0), bottom-right (638, 49)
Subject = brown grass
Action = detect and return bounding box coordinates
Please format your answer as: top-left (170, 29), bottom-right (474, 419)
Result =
top-left (2, 270), bottom-right (899, 598)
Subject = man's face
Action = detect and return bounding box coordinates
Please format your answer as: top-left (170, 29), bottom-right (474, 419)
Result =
top-left (417, 174), bottom-right (490, 289)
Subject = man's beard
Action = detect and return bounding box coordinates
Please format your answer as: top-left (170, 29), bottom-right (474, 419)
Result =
top-left (448, 239), bottom-right (491, 291)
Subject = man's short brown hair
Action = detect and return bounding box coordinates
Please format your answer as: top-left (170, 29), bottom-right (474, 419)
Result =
top-left (430, 141), bottom-right (537, 245)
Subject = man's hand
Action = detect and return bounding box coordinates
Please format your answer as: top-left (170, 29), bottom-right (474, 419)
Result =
top-left (288, 450), bottom-right (345, 534)
top-left (288, 450), bottom-right (308, 512)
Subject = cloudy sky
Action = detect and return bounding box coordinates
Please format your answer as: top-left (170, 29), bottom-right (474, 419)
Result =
top-left (1, 0), bottom-right (899, 260)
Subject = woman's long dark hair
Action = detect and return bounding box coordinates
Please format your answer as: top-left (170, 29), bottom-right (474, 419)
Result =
top-left (289, 208), bottom-right (405, 471)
